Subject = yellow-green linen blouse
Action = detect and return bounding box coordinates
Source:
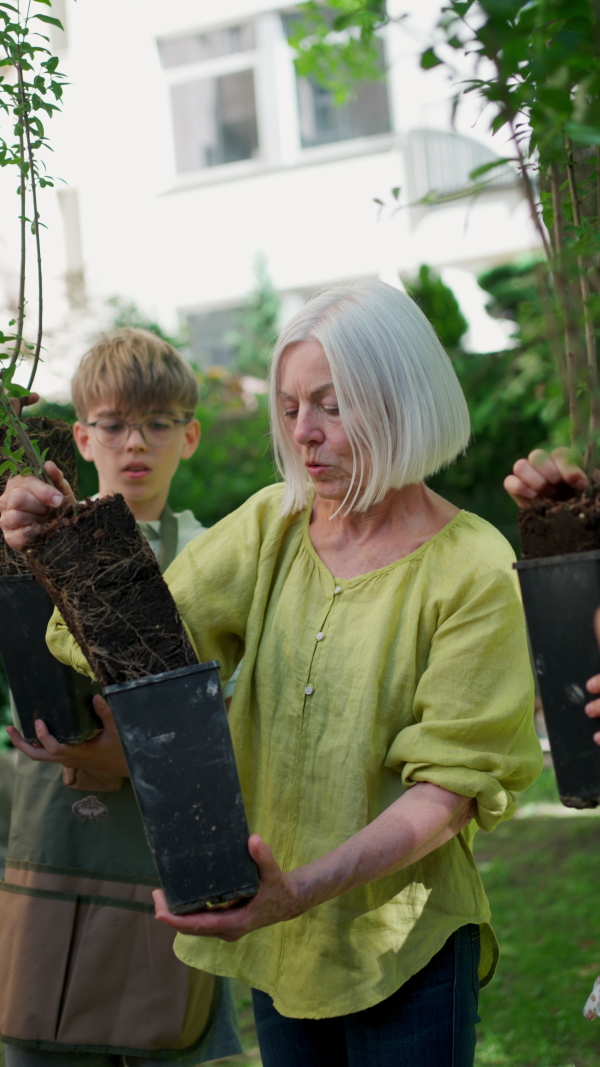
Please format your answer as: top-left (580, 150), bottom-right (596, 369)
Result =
top-left (48, 484), bottom-right (542, 1020)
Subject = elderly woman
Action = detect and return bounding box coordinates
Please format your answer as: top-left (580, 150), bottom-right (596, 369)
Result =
top-left (1, 280), bottom-right (542, 1067)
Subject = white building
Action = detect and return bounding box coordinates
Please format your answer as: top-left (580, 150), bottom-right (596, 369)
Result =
top-left (0, 0), bottom-right (540, 396)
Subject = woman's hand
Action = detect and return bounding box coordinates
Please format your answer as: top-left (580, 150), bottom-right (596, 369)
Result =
top-left (504, 447), bottom-right (589, 508)
top-left (153, 835), bottom-right (305, 942)
top-left (6, 694), bottom-right (129, 777)
top-left (0, 460), bottom-right (75, 551)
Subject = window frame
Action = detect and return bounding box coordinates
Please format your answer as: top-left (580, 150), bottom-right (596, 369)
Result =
top-left (158, 9), bottom-right (396, 189)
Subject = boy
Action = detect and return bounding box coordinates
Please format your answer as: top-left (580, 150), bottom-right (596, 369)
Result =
top-left (0, 328), bottom-right (242, 1066)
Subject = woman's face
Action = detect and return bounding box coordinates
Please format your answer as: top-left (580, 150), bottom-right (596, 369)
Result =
top-left (278, 339), bottom-right (354, 501)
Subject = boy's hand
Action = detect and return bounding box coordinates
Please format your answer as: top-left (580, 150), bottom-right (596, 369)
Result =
top-left (504, 447), bottom-right (590, 507)
top-left (9, 391), bottom-right (40, 416)
top-left (0, 460), bottom-right (76, 550)
top-left (6, 694), bottom-right (129, 777)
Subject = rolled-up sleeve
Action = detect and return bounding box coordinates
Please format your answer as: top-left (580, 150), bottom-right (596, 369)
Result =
top-left (46, 486), bottom-right (286, 687)
top-left (47, 609), bottom-right (93, 677)
top-left (384, 567), bottom-right (543, 831)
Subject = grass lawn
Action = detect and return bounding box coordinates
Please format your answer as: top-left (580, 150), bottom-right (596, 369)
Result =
top-left (209, 769), bottom-right (600, 1067)
top-left (2, 770), bottom-right (600, 1066)
top-left (473, 797), bottom-right (600, 1065)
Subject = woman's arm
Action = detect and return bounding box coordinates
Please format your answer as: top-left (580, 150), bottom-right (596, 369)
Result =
top-left (154, 782), bottom-right (475, 942)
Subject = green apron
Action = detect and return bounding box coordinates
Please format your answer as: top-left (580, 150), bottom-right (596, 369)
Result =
top-left (0, 507), bottom-right (237, 1060)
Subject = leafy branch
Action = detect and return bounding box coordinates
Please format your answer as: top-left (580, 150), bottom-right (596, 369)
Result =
top-left (0, 366), bottom-right (50, 480)
top-left (430, 0), bottom-right (600, 469)
top-left (0, 0), bottom-right (66, 480)
top-left (285, 0), bottom-right (390, 104)
top-left (291, 0), bottom-right (600, 472)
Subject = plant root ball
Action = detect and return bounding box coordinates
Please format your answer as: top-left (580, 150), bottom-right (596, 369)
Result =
top-left (0, 417), bottom-right (78, 577)
top-left (519, 486), bottom-right (600, 559)
top-left (26, 493), bottom-right (198, 687)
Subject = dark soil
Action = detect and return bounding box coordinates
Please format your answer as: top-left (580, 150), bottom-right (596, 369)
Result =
top-left (518, 484), bottom-right (600, 558)
top-left (26, 494), bottom-right (198, 687)
top-left (0, 417), bottom-right (78, 576)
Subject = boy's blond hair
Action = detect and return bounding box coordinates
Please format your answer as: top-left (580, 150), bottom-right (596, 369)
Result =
top-left (72, 327), bottom-right (199, 420)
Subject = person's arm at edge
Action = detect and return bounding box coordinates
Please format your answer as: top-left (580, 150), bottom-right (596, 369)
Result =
top-left (503, 447), bottom-right (590, 507)
top-left (507, 454), bottom-right (600, 747)
top-left (585, 609), bottom-right (600, 741)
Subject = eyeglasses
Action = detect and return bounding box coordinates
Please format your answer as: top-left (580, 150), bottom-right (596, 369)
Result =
top-left (84, 416), bottom-right (190, 449)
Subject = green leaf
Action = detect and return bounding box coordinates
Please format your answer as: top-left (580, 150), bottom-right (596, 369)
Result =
top-left (491, 112), bottom-right (508, 135)
top-left (421, 47), bottom-right (442, 70)
top-left (9, 383), bottom-right (30, 397)
top-left (565, 121), bottom-right (600, 146)
top-left (469, 157), bottom-right (514, 179)
top-left (1, 363), bottom-right (15, 390)
top-left (32, 13), bottom-right (63, 28)
top-left (3, 376), bottom-right (30, 398)
top-left (451, 1), bottom-right (477, 15)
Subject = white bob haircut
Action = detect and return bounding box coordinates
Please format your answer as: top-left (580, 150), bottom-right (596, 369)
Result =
top-left (270, 278), bottom-right (471, 516)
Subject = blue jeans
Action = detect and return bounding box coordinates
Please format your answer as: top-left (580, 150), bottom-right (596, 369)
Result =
top-left (252, 923), bottom-right (481, 1067)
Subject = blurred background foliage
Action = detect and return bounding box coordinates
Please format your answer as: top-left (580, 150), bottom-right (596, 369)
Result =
top-left (415, 260), bottom-right (568, 542)
top-left (36, 261), bottom-right (568, 538)
top-left (226, 253), bottom-right (280, 380)
top-left (0, 260), bottom-right (569, 744)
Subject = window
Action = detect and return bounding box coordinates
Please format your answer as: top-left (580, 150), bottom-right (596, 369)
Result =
top-left (171, 71), bottom-right (259, 172)
top-left (296, 75), bottom-right (390, 149)
top-left (158, 21), bottom-right (259, 175)
top-left (158, 24), bottom-right (255, 68)
top-left (287, 17), bottom-right (390, 149)
top-left (159, 14), bottom-right (393, 178)
top-left (188, 307), bottom-right (245, 367)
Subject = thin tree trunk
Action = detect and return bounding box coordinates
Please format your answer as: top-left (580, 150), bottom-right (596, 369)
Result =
top-left (565, 140), bottom-right (600, 470)
top-left (18, 59), bottom-right (44, 391)
top-left (9, 129), bottom-right (26, 370)
top-left (0, 388), bottom-right (54, 483)
top-left (548, 161), bottom-right (584, 445)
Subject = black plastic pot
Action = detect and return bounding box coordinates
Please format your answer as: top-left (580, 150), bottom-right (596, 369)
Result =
top-left (514, 549), bottom-right (600, 808)
top-left (104, 660), bottom-right (259, 913)
top-left (0, 574), bottom-right (101, 743)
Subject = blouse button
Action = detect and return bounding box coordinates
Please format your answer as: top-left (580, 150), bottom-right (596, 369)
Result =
top-left (333, 586), bottom-right (342, 595)
top-left (304, 685), bottom-right (314, 695)
top-left (316, 632), bottom-right (324, 641)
